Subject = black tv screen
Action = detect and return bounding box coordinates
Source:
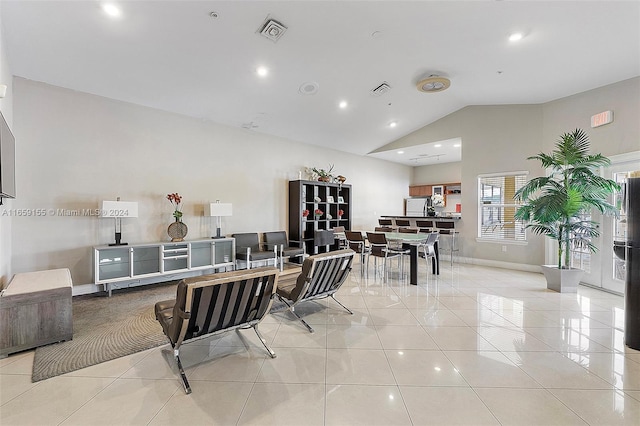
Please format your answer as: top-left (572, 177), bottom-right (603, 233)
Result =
top-left (0, 110), bottom-right (16, 199)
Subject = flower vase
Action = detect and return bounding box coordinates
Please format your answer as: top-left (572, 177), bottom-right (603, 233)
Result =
top-left (168, 217), bottom-right (188, 242)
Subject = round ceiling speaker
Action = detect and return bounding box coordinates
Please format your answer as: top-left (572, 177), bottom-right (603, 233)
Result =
top-left (299, 81), bottom-right (319, 95)
top-left (416, 76), bottom-right (451, 93)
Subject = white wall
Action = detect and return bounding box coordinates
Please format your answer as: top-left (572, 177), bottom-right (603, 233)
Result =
top-left (412, 161), bottom-right (461, 186)
top-left (541, 76), bottom-right (640, 272)
top-left (0, 3), bottom-right (13, 288)
top-left (543, 77), bottom-right (640, 156)
top-left (11, 78), bottom-right (410, 285)
top-left (383, 77), bottom-right (640, 270)
top-left (385, 104), bottom-right (545, 268)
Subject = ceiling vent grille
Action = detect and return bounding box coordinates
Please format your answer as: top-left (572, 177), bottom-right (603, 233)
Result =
top-left (371, 82), bottom-right (391, 96)
top-left (258, 18), bottom-right (288, 43)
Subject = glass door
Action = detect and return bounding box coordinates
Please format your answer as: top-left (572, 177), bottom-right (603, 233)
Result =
top-left (601, 168), bottom-right (640, 294)
top-left (573, 153), bottom-right (640, 295)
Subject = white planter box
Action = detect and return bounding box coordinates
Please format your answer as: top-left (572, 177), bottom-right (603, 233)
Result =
top-left (541, 265), bottom-right (583, 293)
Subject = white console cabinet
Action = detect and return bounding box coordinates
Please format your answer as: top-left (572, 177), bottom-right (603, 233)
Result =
top-left (94, 238), bottom-right (235, 296)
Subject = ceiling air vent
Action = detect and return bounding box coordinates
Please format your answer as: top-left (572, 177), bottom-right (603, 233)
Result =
top-left (371, 82), bottom-right (391, 96)
top-left (258, 17), bottom-right (288, 43)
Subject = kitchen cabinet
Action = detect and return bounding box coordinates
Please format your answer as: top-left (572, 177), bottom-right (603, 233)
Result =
top-left (409, 185), bottom-right (432, 196)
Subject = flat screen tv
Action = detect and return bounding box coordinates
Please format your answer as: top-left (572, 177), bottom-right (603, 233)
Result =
top-left (0, 109), bottom-right (16, 199)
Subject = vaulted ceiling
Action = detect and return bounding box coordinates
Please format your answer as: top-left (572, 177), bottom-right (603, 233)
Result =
top-left (3, 1), bottom-right (639, 163)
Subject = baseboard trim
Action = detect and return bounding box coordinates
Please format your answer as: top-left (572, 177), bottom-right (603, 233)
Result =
top-left (72, 284), bottom-right (100, 296)
top-left (451, 255), bottom-right (541, 273)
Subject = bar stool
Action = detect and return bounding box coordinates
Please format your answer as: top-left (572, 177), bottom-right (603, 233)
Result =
top-left (435, 221), bottom-right (459, 265)
top-left (378, 218), bottom-right (393, 226)
top-left (416, 220), bottom-right (434, 234)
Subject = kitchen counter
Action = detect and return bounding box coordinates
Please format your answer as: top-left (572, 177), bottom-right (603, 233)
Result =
top-left (380, 215), bottom-right (461, 229)
top-left (381, 215), bottom-right (461, 221)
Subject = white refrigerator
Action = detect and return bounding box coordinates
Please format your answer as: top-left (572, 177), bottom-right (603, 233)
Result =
top-left (406, 197), bottom-right (430, 216)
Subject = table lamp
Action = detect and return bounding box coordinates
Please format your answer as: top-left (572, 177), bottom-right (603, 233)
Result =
top-left (101, 198), bottom-right (139, 246)
top-left (205, 200), bottom-right (232, 239)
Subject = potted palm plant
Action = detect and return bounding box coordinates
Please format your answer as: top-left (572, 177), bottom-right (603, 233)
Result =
top-left (514, 129), bottom-right (619, 292)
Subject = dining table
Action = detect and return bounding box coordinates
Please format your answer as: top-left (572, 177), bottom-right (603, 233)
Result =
top-left (336, 230), bottom-right (439, 285)
top-left (383, 232), bottom-right (439, 285)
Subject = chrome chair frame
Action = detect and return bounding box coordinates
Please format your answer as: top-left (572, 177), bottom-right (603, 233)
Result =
top-left (366, 232), bottom-right (408, 281)
top-left (345, 230), bottom-right (370, 275)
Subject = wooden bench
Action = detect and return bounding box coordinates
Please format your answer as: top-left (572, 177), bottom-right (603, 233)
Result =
top-left (0, 269), bottom-right (73, 358)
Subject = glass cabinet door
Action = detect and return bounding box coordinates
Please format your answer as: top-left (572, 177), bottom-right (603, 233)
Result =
top-left (214, 239), bottom-right (234, 265)
top-left (132, 246), bottom-right (161, 276)
top-left (191, 241), bottom-right (214, 268)
top-left (97, 247), bottom-right (131, 281)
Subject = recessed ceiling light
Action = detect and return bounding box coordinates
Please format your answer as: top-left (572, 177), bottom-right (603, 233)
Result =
top-left (101, 3), bottom-right (121, 17)
top-left (509, 32), bottom-right (523, 42)
top-left (434, 144), bottom-right (442, 148)
top-left (256, 66), bottom-right (269, 77)
top-left (389, 121), bottom-right (397, 128)
top-left (397, 151), bottom-right (404, 154)
top-left (338, 100), bottom-right (348, 109)
top-left (454, 143), bottom-right (461, 147)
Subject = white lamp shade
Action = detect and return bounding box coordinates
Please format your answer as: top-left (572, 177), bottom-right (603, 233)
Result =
top-left (101, 200), bottom-right (139, 218)
top-left (205, 203), bottom-right (232, 217)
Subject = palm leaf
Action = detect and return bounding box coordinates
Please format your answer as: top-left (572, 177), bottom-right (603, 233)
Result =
top-left (516, 128), bottom-right (620, 268)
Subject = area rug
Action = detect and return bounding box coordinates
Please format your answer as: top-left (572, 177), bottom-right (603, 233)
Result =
top-left (32, 281), bottom-right (177, 382)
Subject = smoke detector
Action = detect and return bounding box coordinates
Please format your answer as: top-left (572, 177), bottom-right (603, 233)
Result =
top-left (416, 76), bottom-right (451, 93)
top-left (258, 17), bottom-right (288, 42)
top-left (371, 81), bottom-right (392, 96)
top-left (299, 81), bottom-right (319, 95)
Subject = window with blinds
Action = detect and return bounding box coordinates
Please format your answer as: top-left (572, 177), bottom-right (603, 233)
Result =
top-left (478, 173), bottom-right (528, 242)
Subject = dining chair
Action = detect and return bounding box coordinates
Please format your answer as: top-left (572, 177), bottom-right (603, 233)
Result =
top-left (419, 232), bottom-right (439, 283)
top-left (366, 232), bottom-right (408, 280)
top-left (375, 226), bottom-right (393, 232)
top-left (344, 230), bottom-right (370, 275)
top-left (399, 227), bottom-right (418, 233)
top-left (332, 226), bottom-right (348, 249)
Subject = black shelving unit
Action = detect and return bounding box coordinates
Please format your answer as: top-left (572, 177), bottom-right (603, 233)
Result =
top-left (288, 180), bottom-right (352, 255)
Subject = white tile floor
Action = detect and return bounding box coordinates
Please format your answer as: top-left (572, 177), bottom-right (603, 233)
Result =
top-left (1, 261), bottom-right (640, 425)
